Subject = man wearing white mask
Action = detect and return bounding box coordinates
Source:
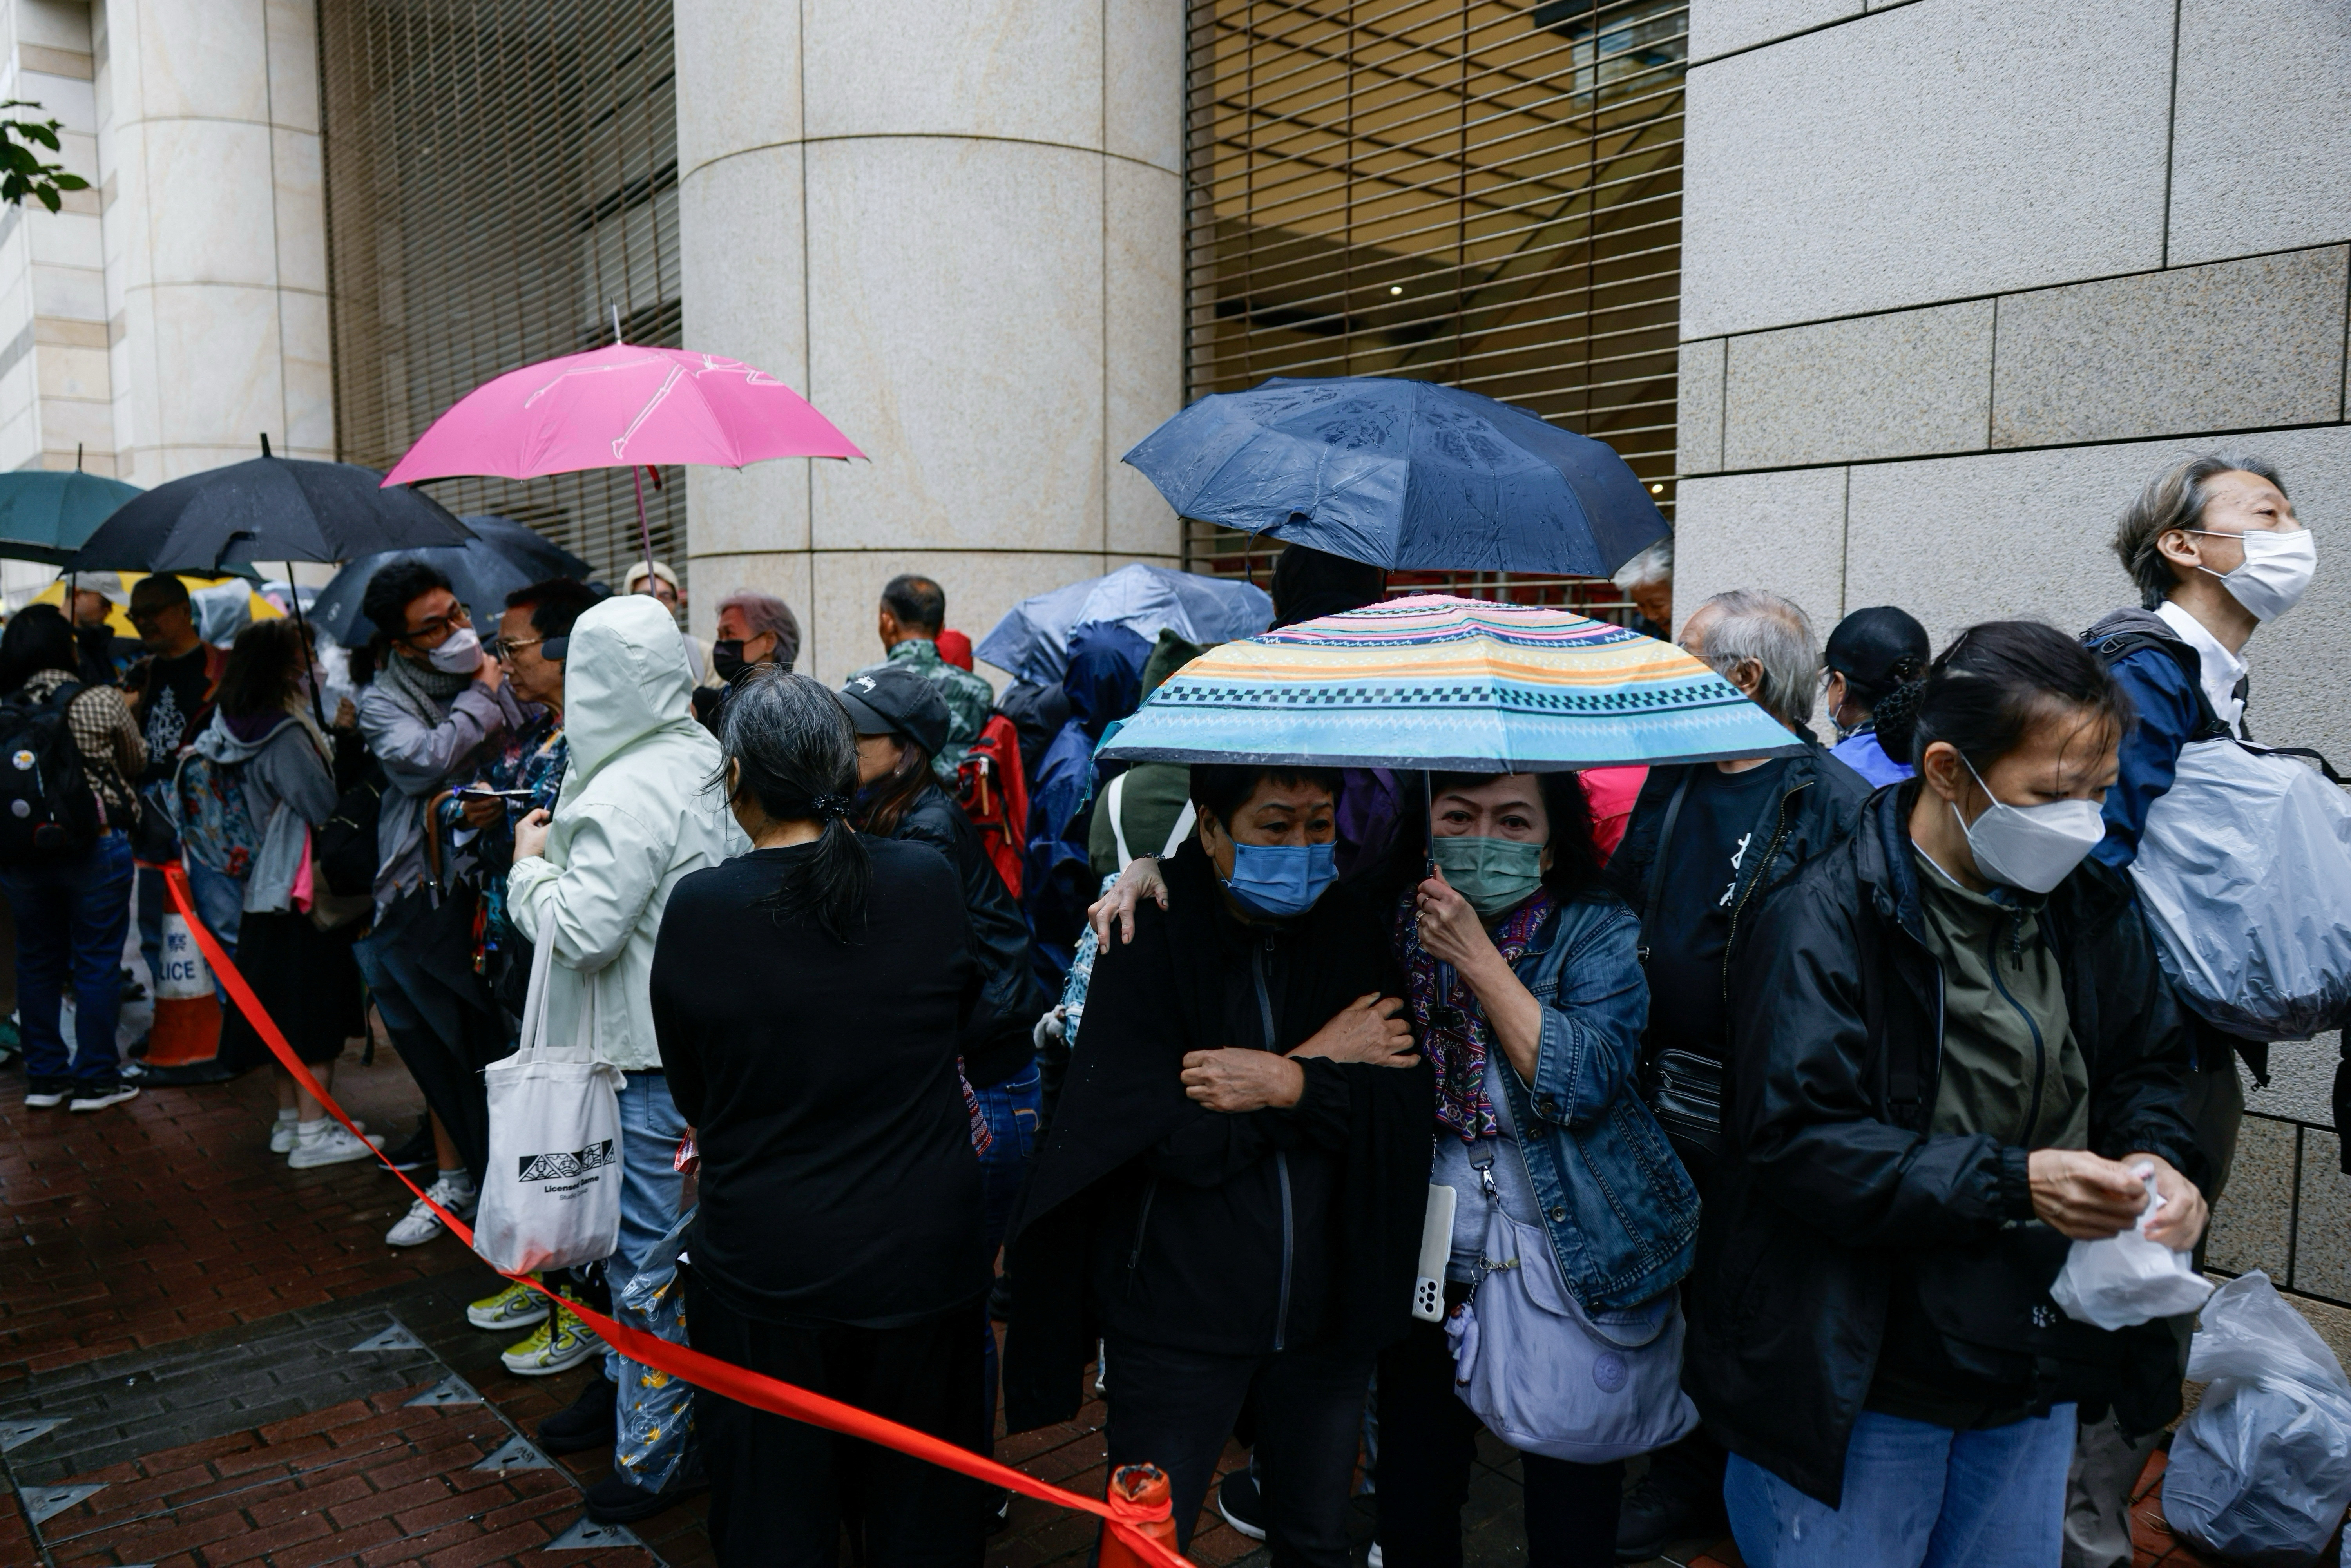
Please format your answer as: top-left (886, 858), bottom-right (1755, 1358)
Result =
top-left (2068, 453), bottom-right (2312, 1568)
top-left (354, 561), bottom-right (527, 1237)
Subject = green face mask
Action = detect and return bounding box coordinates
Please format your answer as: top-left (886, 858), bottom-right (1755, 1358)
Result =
top-left (1431, 834), bottom-right (1547, 919)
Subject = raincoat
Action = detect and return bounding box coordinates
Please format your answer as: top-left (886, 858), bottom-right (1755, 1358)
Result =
top-left (507, 596), bottom-right (748, 1071)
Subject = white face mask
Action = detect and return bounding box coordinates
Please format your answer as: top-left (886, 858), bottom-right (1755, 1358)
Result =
top-left (1953, 755), bottom-right (2105, 895)
top-left (2194, 527), bottom-right (2316, 622)
top-left (424, 624), bottom-right (484, 674)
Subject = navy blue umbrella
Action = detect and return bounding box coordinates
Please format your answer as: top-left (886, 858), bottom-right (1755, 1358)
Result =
top-left (1122, 376), bottom-right (1668, 578)
top-left (306, 515), bottom-right (593, 645)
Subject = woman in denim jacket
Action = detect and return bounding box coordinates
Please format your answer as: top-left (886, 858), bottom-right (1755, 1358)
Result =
top-left (1377, 770), bottom-right (1700, 1568)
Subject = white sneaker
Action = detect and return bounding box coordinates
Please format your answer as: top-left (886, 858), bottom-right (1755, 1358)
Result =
top-left (270, 1115), bottom-right (300, 1153)
top-left (385, 1175), bottom-right (477, 1247)
top-left (24, 1088), bottom-right (66, 1110)
top-left (69, 1085), bottom-right (141, 1113)
top-left (288, 1122), bottom-right (386, 1169)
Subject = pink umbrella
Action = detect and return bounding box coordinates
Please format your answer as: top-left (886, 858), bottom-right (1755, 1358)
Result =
top-left (382, 341), bottom-right (863, 585)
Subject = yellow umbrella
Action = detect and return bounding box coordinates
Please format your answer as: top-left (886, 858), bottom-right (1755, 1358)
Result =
top-left (31, 571), bottom-right (284, 639)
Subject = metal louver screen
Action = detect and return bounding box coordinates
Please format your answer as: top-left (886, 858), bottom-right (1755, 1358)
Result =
top-left (1182, 0), bottom-right (1687, 610)
top-left (318, 0), bottom-right (683, 586)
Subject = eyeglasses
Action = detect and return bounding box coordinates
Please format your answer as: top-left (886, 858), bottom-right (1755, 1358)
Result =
top-left (490, 634), bottom-right (544, 662)
top-left (127, 607), bottom-right (168, 628)
top-left (397, 606), bottom-right (470, 644)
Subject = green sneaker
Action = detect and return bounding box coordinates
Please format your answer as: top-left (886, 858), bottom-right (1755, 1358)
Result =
top-left (467, 1277), bottom-right (550, 1333)
top-left (502, 1299), bottom-right (596, 1376)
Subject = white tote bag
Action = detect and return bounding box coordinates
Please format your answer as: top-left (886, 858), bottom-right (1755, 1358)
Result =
top-left (473, 909), bottom-right (625, 1273)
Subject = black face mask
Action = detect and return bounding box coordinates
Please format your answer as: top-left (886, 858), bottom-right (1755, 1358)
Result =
top-left (712, 639), bottom-right (748, 682)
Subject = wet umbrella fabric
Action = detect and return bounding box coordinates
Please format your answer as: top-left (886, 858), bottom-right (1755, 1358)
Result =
top-left (67, 449), bottom-right (474, 572)
top-left (305, 516), bottom-right (594, 645)
top-left (974, 562), bottom-right (1272, 687)
top-left (0, 469), bottom-right (142, 564)
top-left (1098, 594), bottom-right (1802, 773)
top-left (1122, 376), bottom-right (1669, 578)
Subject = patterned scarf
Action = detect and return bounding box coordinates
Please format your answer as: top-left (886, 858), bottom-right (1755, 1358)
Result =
top-left (373, 646), bottom-right (474, 729)
top-left (1395, 888), bottom-right (1557, 1143)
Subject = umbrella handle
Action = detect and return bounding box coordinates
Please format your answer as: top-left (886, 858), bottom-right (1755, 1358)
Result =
top-left (284, 560), bottom-right (330, 731)
top-left (632, 465), bottom-right (658, 608)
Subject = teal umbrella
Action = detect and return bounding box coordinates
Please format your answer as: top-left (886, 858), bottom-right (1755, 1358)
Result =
top-left (0, 467), bottom-right (142, 564)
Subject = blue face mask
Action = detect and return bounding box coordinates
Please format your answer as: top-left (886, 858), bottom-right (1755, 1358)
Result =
top-left (1222, 840), bottom-right (1339, 919)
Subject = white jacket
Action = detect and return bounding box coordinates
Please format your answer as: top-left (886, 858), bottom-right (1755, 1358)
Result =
top-left (507, 595), bottom-right (748, 1071)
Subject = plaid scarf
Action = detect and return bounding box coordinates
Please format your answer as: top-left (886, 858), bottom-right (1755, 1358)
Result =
top-left (1395, 889), bottom-right (1557, 1143)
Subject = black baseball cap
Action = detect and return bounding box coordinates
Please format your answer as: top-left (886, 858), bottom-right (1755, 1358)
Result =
top-left (1824, 605), bottom-right (1931, 694)
top-left (837, 666), bottom-right (951, 759)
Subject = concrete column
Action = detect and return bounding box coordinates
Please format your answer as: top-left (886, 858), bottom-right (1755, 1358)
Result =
top-left (0, 1), bottom-right (108, 481)
top-left (675, 0), bottom-right (1185, 688)
top-left (94, 0), bottom-right (330, 484)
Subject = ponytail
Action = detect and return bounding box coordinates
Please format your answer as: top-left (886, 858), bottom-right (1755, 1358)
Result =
top-left (717, 667), bottom-right (873, 943)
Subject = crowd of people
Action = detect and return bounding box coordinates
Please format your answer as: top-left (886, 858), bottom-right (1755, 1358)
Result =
top-left (0, 448), bottom-right (2328, 1568)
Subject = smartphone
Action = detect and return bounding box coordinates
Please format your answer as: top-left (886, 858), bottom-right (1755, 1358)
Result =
top-left (457, 788), bottom-right (537, 804)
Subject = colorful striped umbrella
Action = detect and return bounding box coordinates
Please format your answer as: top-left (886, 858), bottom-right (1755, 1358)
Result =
top-left (1097, 594), bottom-right (1805, 771)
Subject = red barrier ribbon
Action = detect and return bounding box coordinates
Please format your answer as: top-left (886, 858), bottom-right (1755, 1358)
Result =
top-left (163, 868), bottom-right (1190, 1568)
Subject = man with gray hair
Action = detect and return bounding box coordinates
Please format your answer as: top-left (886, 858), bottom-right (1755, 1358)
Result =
top-left (695, 590), bottom-right (802, 730)
top-left (1612, 534), bottom-right (1674, 640)
top-left (2064, 453), bottom-right (2314, 1568)
top-left (1606, 587), bottom-right (1873, 1559)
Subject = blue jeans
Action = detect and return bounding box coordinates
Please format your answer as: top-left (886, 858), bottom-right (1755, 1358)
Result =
top-left (974, 1064), bottom-right (1042, 1449)
top-left (1725, 1403), bottom-right (2077, 1568)
top-left (3, 832), bottom-right (136, 1092)
top-left (605, 1070), bottom-right (694, 1493)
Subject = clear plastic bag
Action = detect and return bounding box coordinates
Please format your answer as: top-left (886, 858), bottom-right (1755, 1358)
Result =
top-left (2162, 1271), bottom-right (2351, 1566)
top-left (2132, 740), bottom-right (2351, 1041)
top-left (2049, 1165), bottom-right (2213, 1330)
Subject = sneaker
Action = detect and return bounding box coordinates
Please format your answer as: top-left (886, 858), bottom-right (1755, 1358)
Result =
top-left (288, 1121), bottom-right (385, 1169)
top-left (25, 1084), bottom-right (67, 1110)
top-left (1614, 1468), bottom-right (1724, 1562)
top-left (538, 1369), bottom-right (618, 1455)
top-left (467, 1278), bottom-right (551, 1333)
top-left (269, 1115), bottom-right (300, 1154)
top-left (69, 1085), bottom-right (141, 1113)
top-left (583, 1468), bottom-right (706, 1525)
top-left (1217, 1468), bottom-right (1267, 1542)
top-left (385, 1176), bottom-right (476, 1247)
top-left (140, 1059), bottom-right (242, 1086)
top-left (503, 1298), bottom-right (597, 1376)
top-left (380, 1120), bottom-right (435, 1173)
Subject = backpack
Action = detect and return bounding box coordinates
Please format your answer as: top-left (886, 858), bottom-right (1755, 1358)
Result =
top-left (0, 681), bottom-right (101, 864)
top-left (314, 760), bottom-right (385, 899)
top-left (171, 744), bottom-right (263, 879)
top-left (957, 712), bottom-right (1029, 899)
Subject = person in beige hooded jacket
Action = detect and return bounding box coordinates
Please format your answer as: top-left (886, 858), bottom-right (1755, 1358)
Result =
top-left (507, 592), bottom-right (749, 1521)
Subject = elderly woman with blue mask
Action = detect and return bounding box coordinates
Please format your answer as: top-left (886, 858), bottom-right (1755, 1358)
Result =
top-left (1375, 771), bottom-right (1700, 1568)
top-left (1004, 762), bottom-right (1432, 1568)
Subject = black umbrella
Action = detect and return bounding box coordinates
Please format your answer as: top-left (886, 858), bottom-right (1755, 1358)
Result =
top-left (307, 515), bottom-right (594, 645)
top-left (65, 435), bottom-right (475, 574)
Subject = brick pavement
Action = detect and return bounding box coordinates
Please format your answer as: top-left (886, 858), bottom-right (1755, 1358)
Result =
top-left (0, 1045), bottom-right (2303, 1568)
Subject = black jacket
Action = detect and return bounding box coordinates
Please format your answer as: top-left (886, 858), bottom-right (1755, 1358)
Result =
top-left (1607, 740), bottom-right (1872, 1056)
top-left (1002, 842), bottom-right (1433, 1430)
top-left (895, 784), bottom-right (1047, 1087)
top-left (1686, 783), bottom-right (2203, 1506)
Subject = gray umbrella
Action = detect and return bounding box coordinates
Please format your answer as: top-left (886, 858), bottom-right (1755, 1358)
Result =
top-left (306, 515), bottom-right (593, 645)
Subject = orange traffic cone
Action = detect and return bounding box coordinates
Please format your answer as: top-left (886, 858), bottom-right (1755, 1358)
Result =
top-left (147, 907), bottom-right (221, 1066)
top-left (1099, 1463), bottom-right (1183, 1568)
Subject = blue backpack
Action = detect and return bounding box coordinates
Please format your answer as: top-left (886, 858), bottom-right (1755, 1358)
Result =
top-left (172, 739), bottom-right (266, 879)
